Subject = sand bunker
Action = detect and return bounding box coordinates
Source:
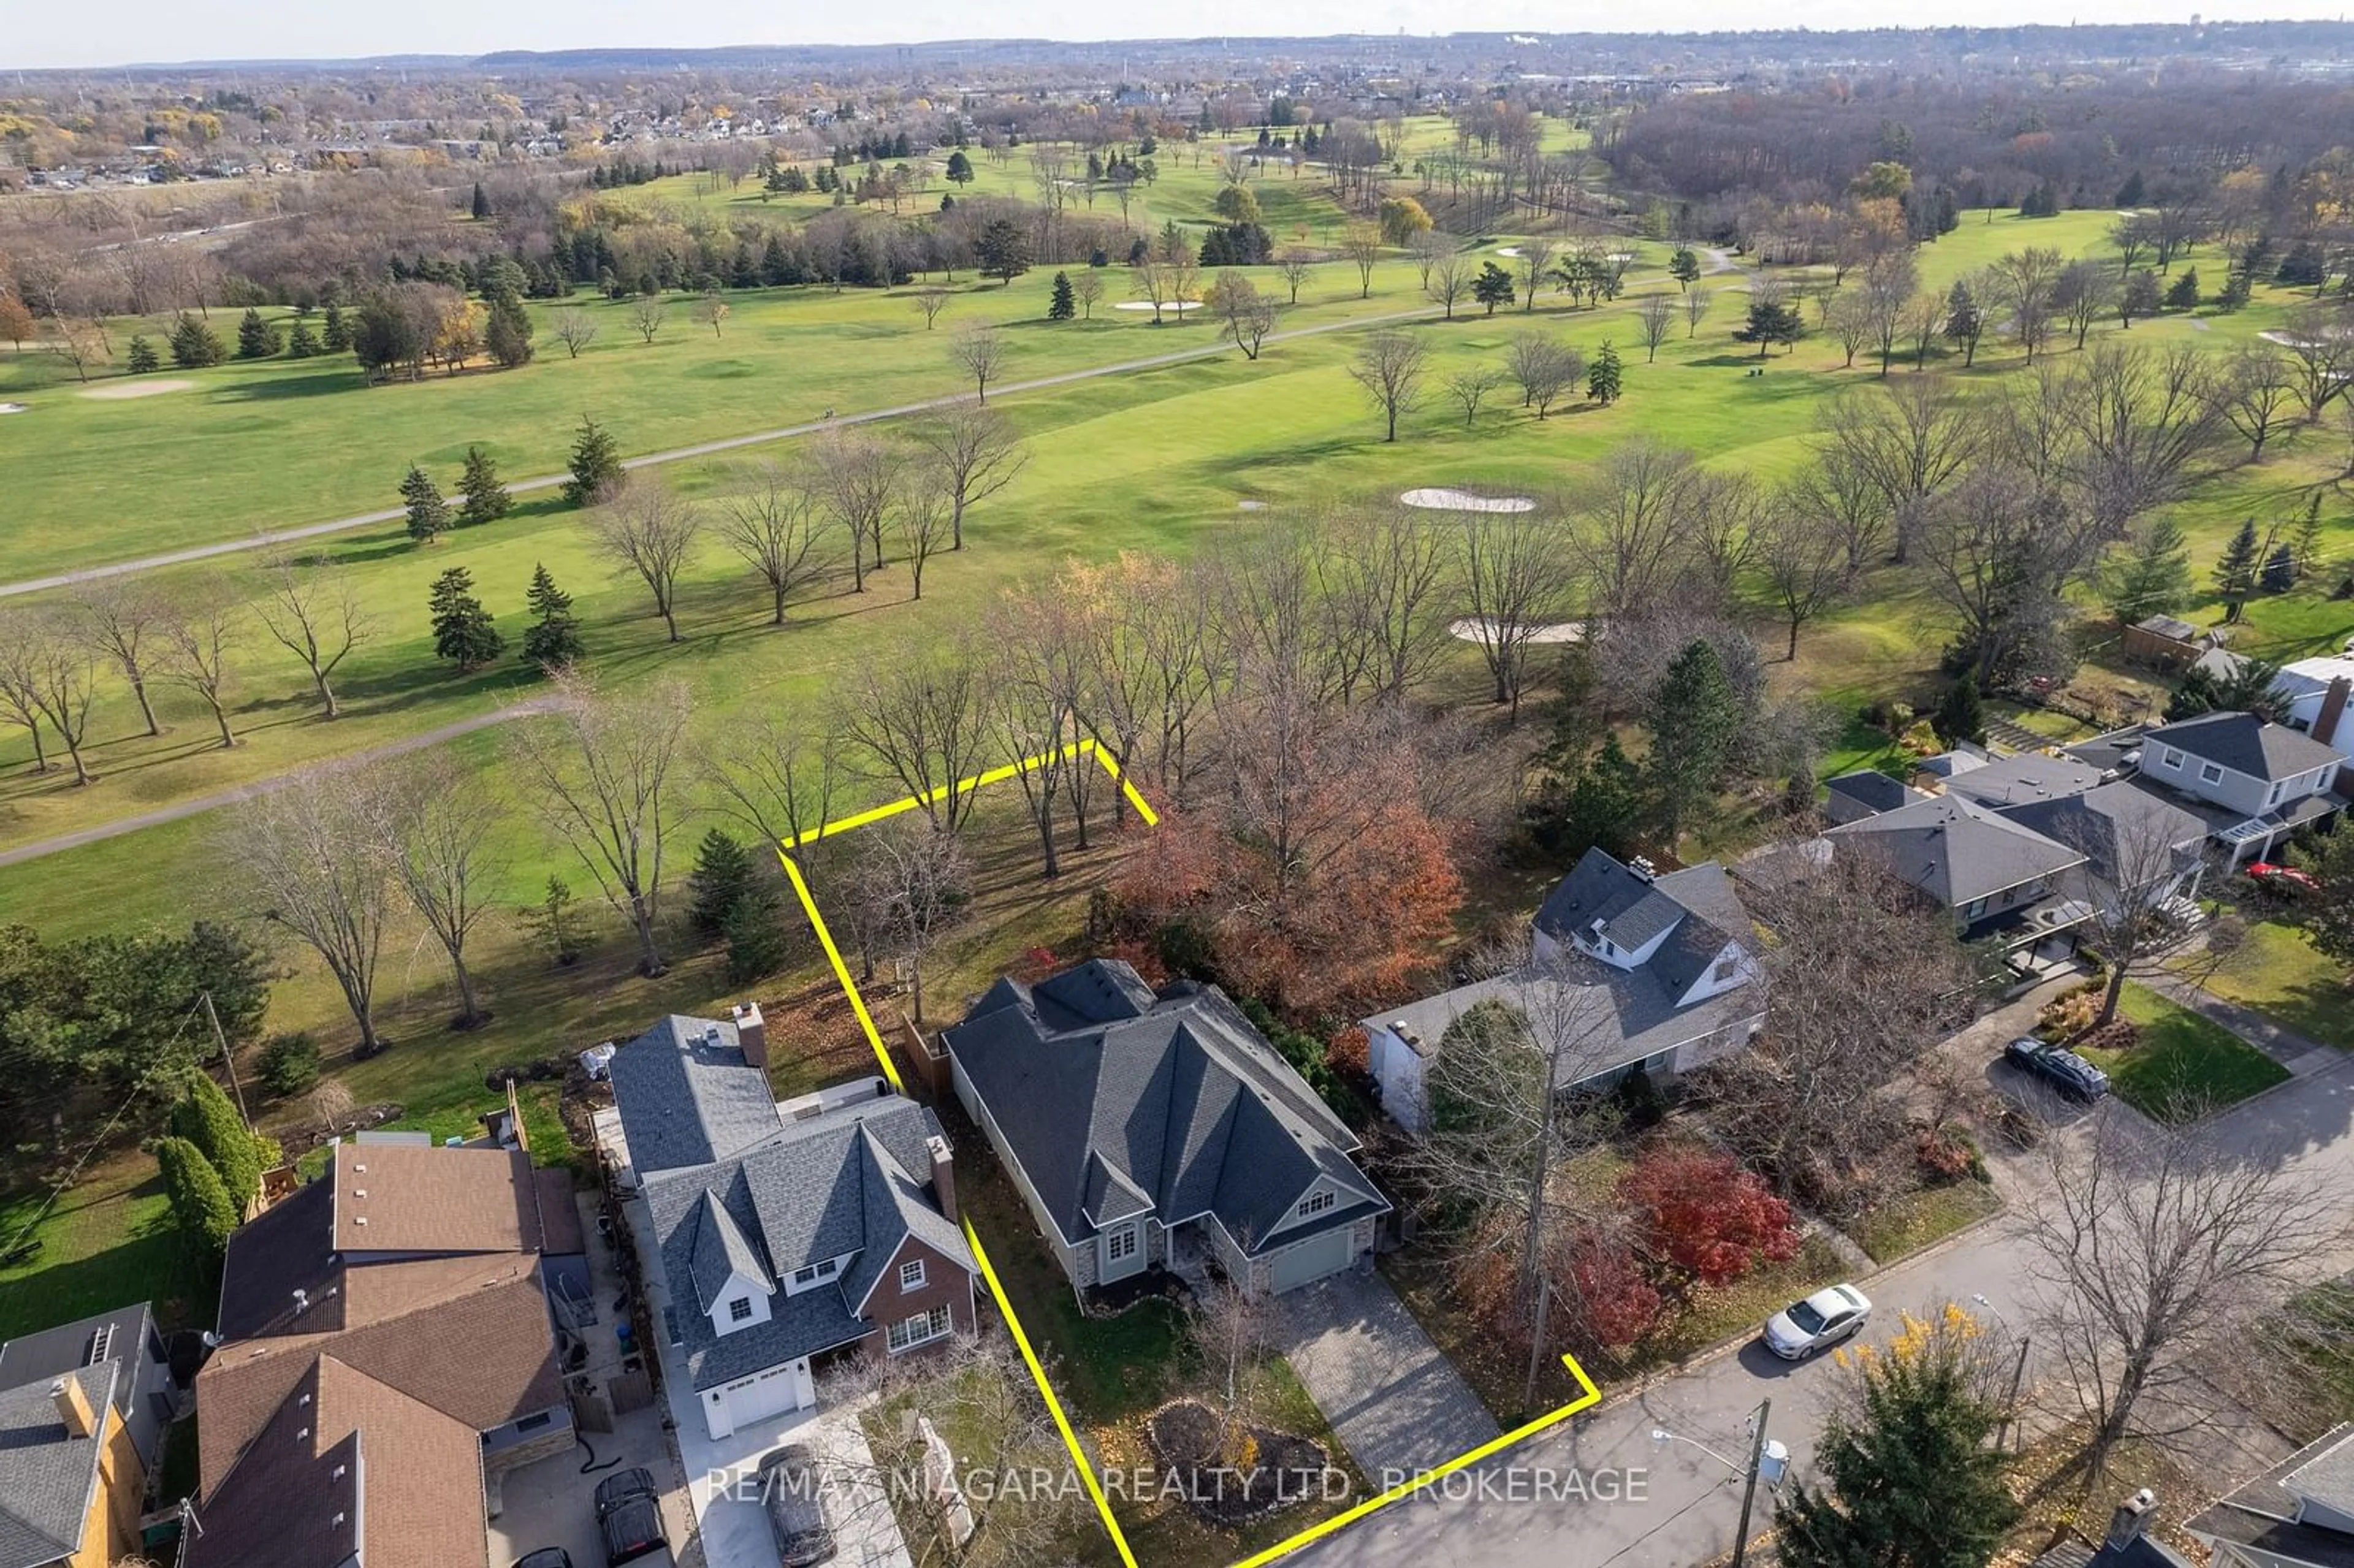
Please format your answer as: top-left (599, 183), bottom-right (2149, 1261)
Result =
top-left (78, 378), bottom-right (193, 400)
top-left (1606, 251), bottom-right (1636, 264)
top-left (1400, 488), bottom-right (1536, 512)
top-left (1236, 499), bottom-right (1269, 511)
top-left (0, 403), bottom-right (25, 415)
top-left (1495, 246), bottom-right (1523, 257)
top-left (1452, 617), bottom-right (1586, 645)
top-left (1114, 300), bottom-right (1202, 313)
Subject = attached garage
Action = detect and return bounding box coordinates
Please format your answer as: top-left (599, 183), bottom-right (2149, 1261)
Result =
top-left (704, 1356), bottom-right (815, 1442)
top-left (1266, 1227), bottom-right (1356, 1293)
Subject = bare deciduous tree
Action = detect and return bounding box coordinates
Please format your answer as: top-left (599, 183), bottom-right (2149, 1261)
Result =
top-left (1426, 251), bottom-right (1471, 319)
top-left (377, 754), bottom-right (502, 1029)
top-left (1575, 438), bottom-right (1702, 625)
top-left (1276, 245), bottom-right (1316, 305)
top-left (226, 762), bottom-right (397, 1056)
top-left (893, 488), bottom-right (953, 601)
top-left (629, 294), bottom-right (666, 344)
top-left (1187, 1264), bottom-right (1284, 1461)
top-left (1348, 330), bottom-right (1430, 442)
top-left (2215, 344), bottom-right (2297, 463)
top-left (915, 403), bottom-right (1028, 552)
top-left (836, 647), bottom-right (991, 835)
top-left (1457, 507), bottom-right (1575, 720)
top-left (1518, 236), bottom-right (1558, 313)
top-left (815, 430), bottom-right (899, 589)
top-left (1635, 293), bottom-right (1676, 363)
top-left (1339, 222), bottom-right (1382, 299)
top-left (2278, 303), bottom-right (2353, 424)
top-left (508, 670), bottom-right (693, 976)
top-left (1684, 283), bottom-right (1714, 338)
top-left (914, 283), bottom-right (951, 330)
top-left (254, 555), bottom-right (369, 720)
top-left (2064, 341), bottom-right (2225, 533)
top-left (1207, 270), bottom-right (1278, 359)
top-left (950, 320), bottom-right (1007, 402)
top-left (0, 614), bottom-right (50, 773)
top-left (1755, 498), bottom-right (1851, 660)
top-left (21, 614), bottom-right (101, 785)
top-left (591, 484), bottom-right (701, 641)
top-left (74, 580), bottom-right (166, 736)
top-left (704, 715), bottom-right (844, 874)
top-left (1506, 332), bottom-right (1582, 418)
top-left (718, 463), bottom-right (829, 626)
top-left (1816, 375), bottom-right (1984, 563)
top-left (841, 819), bottom-right (972, 1023)
top-left (1444, 365), bottom-right (1506, 426)
top-left (158, 580), bottom-right (243, 750)
top-left (551, 306), bottom-right (598, 359)
top-left (1070, 268), bottom-right (1105, 320)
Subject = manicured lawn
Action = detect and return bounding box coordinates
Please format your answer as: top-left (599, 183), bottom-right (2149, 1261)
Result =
top-left (2073, 980), bottom-right (2291, 1121)
top-left (0, 1165), bottom-right (215, 1341)
top-left (2190, 919), bottom-right (2354, 1051)
top-left (1852, 1180), bottom-right (2002, 1266)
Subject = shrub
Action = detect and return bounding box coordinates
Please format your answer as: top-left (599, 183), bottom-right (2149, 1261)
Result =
top-left (257, 1032), bottom-right (322, 1097)
top-left (2037, 989), bottom-right (2101, 1040)
top-left (172, 1073), bottom-right (260, 1213)
top-left (153, 1135), bottom-right (239, 1256)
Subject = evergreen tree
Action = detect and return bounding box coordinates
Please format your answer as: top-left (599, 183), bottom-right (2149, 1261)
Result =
top-left (688, 828), bottom-right (756, 939)
top-left (945, 149), bottom-right (974, 185)
top-left (2164, 267), bottom-right (2201, 311)
top-left (563, 416), bottom-right (624, 505)
top-left (2168, 653), bottom-right (2287, 723)
top-left (457, 445), bottom-right (512, 526)
top-left (172, 1071), bottom-right (261, 1214)
top-left (723, 891), bottom-right (789, 983)
top-left (2263, 542), bottom-right (2299, 593)
top-left (1048, 270), bottom-right (1076, 321)
top-left (1668, 248), bottom-right (1702, 289)
top-left (126, 335), bottom-right (159, 374)
top-left (976, 218), bottom-right (1030, 284)
top-left (1537, 735), bottom-right (1647, 860)
top-left (154, 1135), bottom-right (240, 1257)
top-left (1932, 680), bottom-right (1986, 747)
top-left (1734, 297), bottom-right (1805, 356)
top-left (169, 313), bottom-right (224, 368)
top-left (2115, 170), bottom-right (2147, 207)
top-left (400, 465), bottom-right (451, 543)
top-left (486, 295), bottom-right (534, 367)
top-left (471, 180), bottom-right (492, 219)
top-left (286, 319), bottom-right (321, 357)
top-left (1646, 639), bottom-right (1743, 840)
top-left (520, 564), bottom-right (585, 672)
top-left (2119, 268), bottom-right (2161, 326)
top-left (1588, 340), bottom-right (1624, 405)
top-left (2215, 518), bottom-right (2262, 622)
top-left (2293, 495), bottom-right (2328, 578)
top-left (321, 302), bottom-right (351, 352)
top-left (235, 307), bottom-right (278, 359)
top-left (1777, 1307), bottom-right (2019, 1568)
top-left (1474, 261), bottom-right (1517, 314)
top-left (1942, 280), bottom-right (1983, 365)
top-left (428, 568), bottom-right (503, 671)
top-left (2108, 516), bottom-right (2195, 623)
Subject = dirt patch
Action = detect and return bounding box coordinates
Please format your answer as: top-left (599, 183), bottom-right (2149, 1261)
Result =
top-left (1400, 488), bottom-right (1536, 513)
top-left (1450, 617), bottom-right (1585, 644)
top-left (78, 378), bottom-right (194, 400)
top-left (1141, 1399), bottom-right (1335, 1525)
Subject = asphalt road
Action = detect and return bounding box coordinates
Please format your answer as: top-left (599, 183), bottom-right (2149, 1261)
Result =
top-left (0, 303), bottom-right (1442, 600)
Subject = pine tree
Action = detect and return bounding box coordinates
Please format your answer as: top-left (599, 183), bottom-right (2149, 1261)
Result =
top-left (563, 416), bottom-right (623, 505)
top-left (427, 568), bottom-right (503, 671)
top-left (1048, 271), bottom-right (1076, 321)
top-left (235, 307), bottom-right (278, 359)
top-left (400, 465), bottom-right (451, 543)
top-left (2215, 518), bottom-right (2262, 622)
top-left (2293, 495), bottom-right (2328, 578)
top-left (321, 302), bottom-right (351, 352)
top-left (286, 319), bottom-right (321, 357)
top-left (2120, 268), bottom-right (2161, 326)
top-left (1668, 248), bottom-right (1702, 289)
top-left (169, 313), bottom-right (224, 368)
top-left (1932, 679), bottom-right (1986, 747)
top-left (2263, 542), bottom-right (2299, 593)
top-left (471, 180), bottom-right (492, 219)
top-left (486, 295), bottom-right (533, 367)
top-left (457, 445), bottom-right (512, 526)
top-left (154, 1135), bottom-right (240, 1257)
top-left (126, 335), bottom-right (159, 374)
top-left (688, 828), bottom-right (755, 939)
top-left (1588, 340), bottom-right (1624, 405)
top-left (2108, 516), bottom-right (2194, 622)
top-left (172, 1072), bottom-right (261, 1214)
top-left (1734, 298), bottom-right (1805, 357)
top-left (1942, 280), bottom-right (1983, 365)
top-left (1547, 735), bottom-right (1647, 860)
top-left (1646, 639), bottom-right (1743, 840)
top-left (520, 564), bottom-right (585, 672)
top-left (723, 890), bottom-right (789, 983)
top-left (2164, 267), bottom-right (2201, 311)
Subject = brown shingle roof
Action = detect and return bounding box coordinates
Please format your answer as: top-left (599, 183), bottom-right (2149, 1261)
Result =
top-left (332, 1143), bottom-right (542, 1254)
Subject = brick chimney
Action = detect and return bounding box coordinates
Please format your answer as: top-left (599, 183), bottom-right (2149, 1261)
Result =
top-left (49, 1376), bottom-right (96, 1441)
top-left (2316, 677), bottom-right (2352, 751)
top-left (732, 1003), bottom-right (768, 1070)
top-left (926, 1135), bottom-right (957, 1223)
top-left (2106, 1488), bottom-right (2157, 1551)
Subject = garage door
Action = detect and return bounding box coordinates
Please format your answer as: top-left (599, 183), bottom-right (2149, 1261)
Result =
top-left (1268, 1228), bottom-right (1354, 1293)
top-left (714, 1358), bottom-right (812, 1438)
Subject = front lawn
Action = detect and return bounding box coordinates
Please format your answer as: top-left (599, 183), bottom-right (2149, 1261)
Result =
top-left (1852, 1180), bottom-right (2003, 1266)
top-left (2190, 919), bottom-right (2354, 1051)
top-left (2072, 981), bottom-right (2290, 1122)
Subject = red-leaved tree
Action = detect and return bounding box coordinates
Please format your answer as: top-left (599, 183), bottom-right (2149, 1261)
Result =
top-left (1618, 1144), bottom-right (1801, 1288)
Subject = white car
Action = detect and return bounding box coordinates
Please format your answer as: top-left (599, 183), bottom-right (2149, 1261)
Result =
top-left (1762, 1284), bottom-right (1872, 1360)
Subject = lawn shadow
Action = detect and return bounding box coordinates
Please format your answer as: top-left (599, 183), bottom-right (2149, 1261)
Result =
top-left (211, 369), bottom-right (370, 402)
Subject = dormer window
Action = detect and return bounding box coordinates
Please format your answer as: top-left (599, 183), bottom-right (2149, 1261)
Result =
top-left (728, 1296), bottom-right (753, 1323)
top-left (1298, 1189), bottom-right (1336, 1219)
top-left (1712, 957), bottom-right (1738, 983)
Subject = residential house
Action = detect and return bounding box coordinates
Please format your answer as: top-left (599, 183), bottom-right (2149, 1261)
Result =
top-left (0, 1302), bottom-right (176, 1475)
top-left (2187, 1423), bottom-right (2354, 1567)
top-left (186, 1139), bottom-right (584, 1568)
top-left (2274, 658), bottom-right (2354, 762)
top-left (2082, 710), bottom-right (2343, 864)
top-left (942, 961), bottom-right (1389, 1298)
top-left (2031, 1490), bottom-right (2201, 1568)
top-left (0, 1364), bottom-right (145, 1568)
top-left (2000, 781), bottom-right (2212, 913)
top-left (1823, 768), bottom-right (1928, 825)
top-left (601, 1009), bottom-right (976, 1442)
top-left (1822, 791), bottom-right (2092, 956)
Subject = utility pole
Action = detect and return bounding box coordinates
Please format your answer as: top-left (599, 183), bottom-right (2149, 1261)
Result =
top-left (1731, 1398), bottom-right (1772, 1568)
top-left (2000, 1334), bottom-right (2032, 1453)
top-left (200, 991), bottom-right (252, 1130)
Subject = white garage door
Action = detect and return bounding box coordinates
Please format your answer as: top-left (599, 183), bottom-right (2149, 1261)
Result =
top-left (1268, 1228), bottom-right (1354, 1293)
top-left (711, 1358), bottom-right (813, 1439)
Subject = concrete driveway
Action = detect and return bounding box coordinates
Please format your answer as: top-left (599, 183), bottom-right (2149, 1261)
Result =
top-left (488, 1401), bottom-right (688, 1568)
top-left (1276, 1269), bottom-right (1500, 1484)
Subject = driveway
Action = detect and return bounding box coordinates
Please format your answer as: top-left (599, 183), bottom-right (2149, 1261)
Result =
top-left (487, 1401), bottom-right (685, 1568)
top-left (1276, 1269), bottom-right (1500, 1484)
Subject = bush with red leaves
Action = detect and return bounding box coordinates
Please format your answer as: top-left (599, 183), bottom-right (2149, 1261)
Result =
top-left (1617, 1144), bottom-right (1801, 1289)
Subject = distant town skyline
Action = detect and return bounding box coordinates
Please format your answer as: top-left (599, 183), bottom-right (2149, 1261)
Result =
top-left (12, 1), bottom-right (2350, 72)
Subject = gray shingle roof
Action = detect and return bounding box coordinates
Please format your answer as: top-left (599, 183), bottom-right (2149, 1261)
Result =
top-left (609, 1014), bottom-right (783, 1175)
top-left (2189, 1423), bottom-right (2354, 1568)
top-left (0, 1363), bottom-right (115, 1568)
top-left (688, 1190), bottom-right (774, 1304)
top-left (0, 1303), bottom-right (161, 1469)
top-left (1825, 769), bottom-right (1924, 817)
top-left (1941, 752), bottom-right (2108, 807)
top-left (943, 963), bottom-right (1387, 1256)
top-left (1998, 782), bottom-right (2210, 886)
top-left (2289, 1425), bottom-right (2354, 1515)
top-left (1826, 793), bottom-right (2085, 907)
top-left (2146, 711), bottom-right (2343, 782)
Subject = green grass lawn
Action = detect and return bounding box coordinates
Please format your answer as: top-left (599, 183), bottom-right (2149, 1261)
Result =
top-left (2190, 918), bottom-right (2354, 1050)
top-left (0, 1165), bottom-right (215, 1341)
top-left (1852, 1181), bottom-right (2003, 1265)
top-left (2073, 980), bottom-right (2293, 1121)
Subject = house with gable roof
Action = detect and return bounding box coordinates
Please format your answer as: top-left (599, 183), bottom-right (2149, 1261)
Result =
top-left (940, 961), bottom-right (1390, 1298)
top-left (600, 1010), bottom-right (976, 1442)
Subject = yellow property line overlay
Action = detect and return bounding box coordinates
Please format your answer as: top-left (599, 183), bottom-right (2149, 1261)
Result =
top-left (774, 737), bottom-right (1599, 1568)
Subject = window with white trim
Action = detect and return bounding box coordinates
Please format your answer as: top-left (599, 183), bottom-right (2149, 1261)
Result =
top-left (1297, 1189), bottom-right (1336, 1220)
top-left (2200, 762), bottom-right (2224, 785)
top-left (2270, 781), bottom-right (2285, 805)
top-left (886, 1306), bottom-right (952, 1352)
top-left (728, 1297), bottom-right (753, 1322)
top-left (790, 1257), bottom-right (842, 1290)
top-left (2159, 748), bottom-right (2183, 770)
top-left (899, 1258), bottom-right (927, 1292)
top-left (1105, 1226), bottom-right (1138, 1262)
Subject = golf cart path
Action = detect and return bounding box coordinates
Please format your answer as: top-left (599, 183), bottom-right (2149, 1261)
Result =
top-left (1, 303), bottom-right (1445, 599)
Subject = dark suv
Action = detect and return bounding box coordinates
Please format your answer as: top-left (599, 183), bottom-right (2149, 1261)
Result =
top-left (2005, 1037), bottom-right (2111, 1102)
top-left (592, 1468), bottom-right (675, 1568)
top-left (758, 1444), bottom-right (838, 1567)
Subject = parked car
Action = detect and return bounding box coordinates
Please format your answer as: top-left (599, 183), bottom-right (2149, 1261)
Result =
top-left (2247, 862), bottom-right (2320, 897)
top-left (757, 1444), bottom-right (839, 1567)
top-left (514, 1553), bottom-right (574, 1568)
top-left (2004, 1037), bottom-right (2112, 1103)
top-left (1762, 1284), bottom-right (1872, 1360)
top-left (593, 1468), bottom-right (674, 1568)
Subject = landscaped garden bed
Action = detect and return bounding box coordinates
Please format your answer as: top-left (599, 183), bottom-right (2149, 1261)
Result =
top-left (1141, 1399), bottom-right (1335, 1526)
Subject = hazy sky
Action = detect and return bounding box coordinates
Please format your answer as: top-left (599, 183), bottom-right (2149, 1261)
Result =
top-left (12, 0), bottom-right (2347, 72)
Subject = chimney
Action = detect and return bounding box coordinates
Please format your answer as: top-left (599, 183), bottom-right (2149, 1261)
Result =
top-left (926, 1134), bottom-right (957, 1223)
top-left (49, 1377), bottom-right (97, 1441)
top-left (2317, 677), bottom-right (2352, 750)
top-left (733, 1003), bottom-right (768, 1070)
top-left (2106, 1489), bottom-right (2157, 1550)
